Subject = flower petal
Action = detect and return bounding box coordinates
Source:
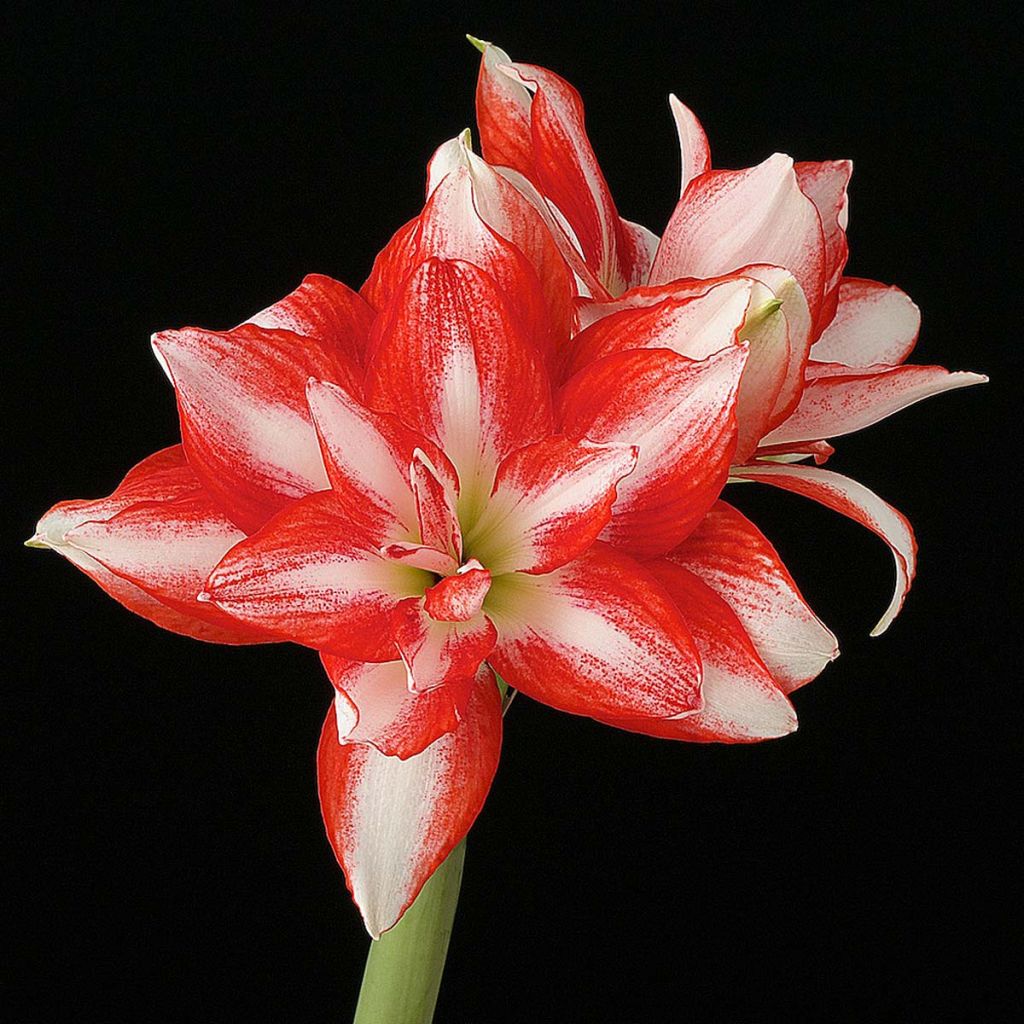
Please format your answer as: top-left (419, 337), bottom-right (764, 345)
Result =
top-left (762, 362), bottom-right (988, 446)
top-left (321, 653), bottom-right (472, 760)
top-left (32, 446), bottom-right (271, 644)
top-left (603, 561), bottom-right (797, 742)
top-left (317, 667), bottom-right (502, 938)
top-left (392, 597), bottom-right (497, 693)
top-left (410, 448), bottom-right (462, 562)
top-left (795, 160), bottom-right (852, 332)
top-left (244, 273), bottom-right (375, 367)
top-left (669, 94), bottom-right (711, 197)
top-left (474, 40), bottom-right (535, 178)
top-left (464, 436), bottom-right (638, 575)
top-left (203, 491), bottom-right (430, 660)
top-left (809, 277), bottom-right (921, 366)
top-left (560, 346), bottom-right (747, 557)
top-left (650, 154), bottom-right (826, 328)
top-left (730, 463), bottom-right (917, 636)
top-left (667, 501), bottom-right (838, 693)
top-left (486, 543), bottom-right (703, 720)
top-left (151, 323), bottom-right (358, 531)
top-left (365, 258), bottom-right (553, 519)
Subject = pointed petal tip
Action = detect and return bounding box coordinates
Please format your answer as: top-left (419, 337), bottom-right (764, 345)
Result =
top-left (196, 590), bottom-right (212, 604)
top-left (466, 33), bottom-right (489, 53)
top-left (24, 533), bottom-right (49, 549)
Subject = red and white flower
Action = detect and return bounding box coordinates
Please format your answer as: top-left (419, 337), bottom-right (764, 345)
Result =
top-left (471, 38), bottom-right (986, 636)
top-left (29, 42), bottom-right (984, 942)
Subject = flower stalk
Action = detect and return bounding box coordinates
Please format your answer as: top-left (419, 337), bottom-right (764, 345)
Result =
top-left (353, 839), bottom-right (466, 1024)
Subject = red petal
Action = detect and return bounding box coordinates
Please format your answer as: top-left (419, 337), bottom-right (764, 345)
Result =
top-left (245, 273), bottom-right (375, 367)
top-left (203, 491), bottom-right (430, 660)
top-left (487, 543), bottom-right (702, 720)
top-left (32, 446), bottom-right (270, 644)
top-left (474, 41), bottom-right (535, 178)
top-left (365, 258), bottom-right (553, 512)
top-left (410, 448), bottom-right (462, 562)
top-left (810, 277), bottom-right (921, 366)
top-left (321, 653), bottom-right (472, 760)
top-left (560, 346), bottom-right (746, 557)
top-left (151, 323), bottom-right (359, 531)
top-left (603, 561), bottom-right (797, 742)
top-left (423, 564), bottom-right (491, 622)
top-left (667, 501), bottom-right (838, 693)
top-left (464, 436), bottom-right (638, 575)
top-left (650, 154), bottom-right (826, 328)
top-left (361, 216), bottom-right (422, 313)
top-left (730, 464), bottom-right (917, 636)
top-left (317, 667), bottom-right (502, 937)
top-left (763, 362), bottom-right (987, 446)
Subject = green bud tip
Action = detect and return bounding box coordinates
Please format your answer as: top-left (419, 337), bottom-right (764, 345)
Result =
top-left (24, 535), bottom-right (48, 549)
top-left (466, 34), bottom-right (489, 53)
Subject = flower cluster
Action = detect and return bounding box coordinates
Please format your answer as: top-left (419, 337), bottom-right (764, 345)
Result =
top-left (31, 41), bottom-right (984, 937)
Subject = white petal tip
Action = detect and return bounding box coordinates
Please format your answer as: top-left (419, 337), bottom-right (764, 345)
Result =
top-left (24, 534), bottom-right (49, 549)
top-left (196, 591), bottom-right (212, 604)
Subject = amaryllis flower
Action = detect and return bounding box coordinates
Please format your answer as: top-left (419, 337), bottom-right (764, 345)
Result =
top-left (470, 37), bottom-right (986, 637)
top-left (32, 220), bottom-right (798, 936)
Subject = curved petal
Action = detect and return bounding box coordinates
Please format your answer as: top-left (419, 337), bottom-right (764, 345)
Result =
top-left (473, 40), bottom-right (535, 178)
top-left (244, 273), bottom-right (375, 367)
top-left (810, 278), bottom-right (921, 366)
top-left (650, 154), bottom-right (826, 328)
top-left (667, 501), bottom-right (838, 693)
top-left (361, 216), bottom-right (422, 312)
top-left (203, 491), bottom-right (430, 660)
top-left (321, 653), bottom-right (473, 760)
top-left (486, 543), bottom-right (703, 720)
top-left (602, 561), bottom-right (797, 742)
top-left (31, 446), bottom-right (271, 644)
top-left (669, 94), bottom-right (711, 197)
top-left (560, 346), bottom-right (746, 557)
top-left (763, 362), bottom-right (988, 446)
top-left (317, 667), bottom-right (502, 938)
top-left (464, 436), bottom-right (639, 575)
top-left (730, 463), bottom-right (917, 635)
top-left (151, 323), bottom-right (359, 531)
top-left (795, 160), bottom-right (852, 332)
top-left (365, 258), bottom-right (553, 520)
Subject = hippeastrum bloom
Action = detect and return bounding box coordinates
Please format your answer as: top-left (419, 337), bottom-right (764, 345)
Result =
top-left (470, 38), bottom-right (986, 637)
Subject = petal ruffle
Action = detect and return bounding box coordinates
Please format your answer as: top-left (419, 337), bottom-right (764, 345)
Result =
top-left (486, 543), bottom-right (703, 720)
top-left (602, 561), bottom-right (797, 742)
top-left (321, 653), bottom-right (473, 760)
top-left (560, 346), bottom-right (747, 557)
top-left (666, 500), bottom-right (838, 692)
top-left (203, 491), bottom-right (430, 660)
top-left (730, 463), bottom-right (917, 636)
top-left (317, 667), bottom-right (502, 938)
top-left (32, 446), bottom-right (271, 644)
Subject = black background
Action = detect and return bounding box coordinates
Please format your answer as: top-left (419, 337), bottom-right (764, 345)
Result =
top-left (7, 2), bottom-right (1017, 1022)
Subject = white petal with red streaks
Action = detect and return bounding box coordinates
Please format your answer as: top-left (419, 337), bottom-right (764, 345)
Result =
top-left (410, 448), bottom-right (462, 561)
top-left (203, 492), bottom-right (430, 660)
top-left (321, 654), bottom-right (472, 760)
top-left (32, 446), bottom-right (270, 644)
top-left (317, 670), bottom-right (502, 937)
top-left (810, 278), bottom-right (921, 366)
top-left (151, 324), bottom-right (356, 531)
top-left (604, 561), bottom-right (796, 742)
top-left (730, 463), bottom-right (917, 635)
top-left (465, 436), bottom-right (638, 575)
top-left (763, 362), bottom-right (988, 445)
top-left (650, 153), bottom-right (826, 325)
top-left (667, 501), bottom-right (838, 692)
top-left (474, 40), bottom-right (535, 177)
top-left (560, 346), bottom-right (746, 557)
top-left (486, 543), bottom-right (702, 720)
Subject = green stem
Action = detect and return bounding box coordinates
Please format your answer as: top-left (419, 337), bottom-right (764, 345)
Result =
top-left (352, 840), bottom-right (466, 1024)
